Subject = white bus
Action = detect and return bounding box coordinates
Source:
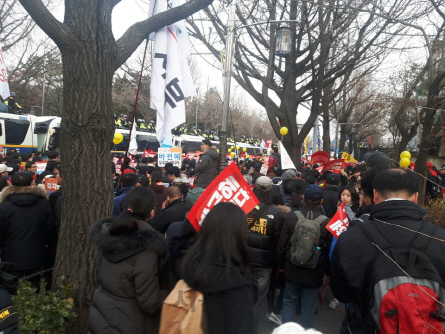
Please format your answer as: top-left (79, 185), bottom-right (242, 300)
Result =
top-left (0, 111), bottom-right (40, 154)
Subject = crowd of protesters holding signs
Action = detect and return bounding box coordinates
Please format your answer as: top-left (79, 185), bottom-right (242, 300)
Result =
top-left (1, 140), bottom-right (445, 334)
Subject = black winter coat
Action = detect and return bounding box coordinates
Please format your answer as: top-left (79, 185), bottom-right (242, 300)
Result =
top-left (149, 198), bottom-right (187, 234)
top-left (331, 200), bottom-right (445, 334)
top-left (322, 185), bottom-right (339, 218)
top-left (276, 205), bottom-right (331, 288)
top-left (88, 218), bottom-right (168, 334)
top-left (183, 257), bottom-right (257, 334)
top-left (0, 186), bottom-right (55, 271)
top-left (246, 203), bottom-right (285, 268)
top-left (196, 146), bottom-right (218, 188)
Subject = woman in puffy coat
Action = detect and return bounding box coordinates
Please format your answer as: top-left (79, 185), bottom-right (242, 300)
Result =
top-left (88, 187), bottom-right (168, 334)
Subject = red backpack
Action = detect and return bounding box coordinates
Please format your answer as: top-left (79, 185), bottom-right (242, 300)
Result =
top-left (359, 222), bottom-right (445, 333)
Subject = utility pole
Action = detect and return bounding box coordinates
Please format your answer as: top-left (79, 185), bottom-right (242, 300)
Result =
top-left (218, 2), bottom-right (235, 172)
top-left (312, 116), bottom-right (319, 153)
top-left (42, 42), bottom-right (46, 115)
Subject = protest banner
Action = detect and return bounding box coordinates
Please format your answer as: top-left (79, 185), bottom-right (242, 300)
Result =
top-left (266, 139), bottom-right (273, 148)
top-left (262, 156), bottom-right (269, 165)
top-left (342, 151), bottom-right (357, 163)
top-left (260, 164), bottom-right (268, 175)
top-left (35, 162), bottom-right (47, 175)
top-left (115, 164), bottom-right (121, 174)
top-left (278, 141), bottom-right (296, 170)
top-left (187, 163), bottom-right (259, 232)
top-left (112, 157), bottom-right (119, 165)
top-left (45, 178), bottom-right (60, 195)
top-left (321, 159), bottom-right (345, 174)
top-left (311, 151), bottom-right (330, 165)
top-left (326, 203), bottom-right (349, 237)
top-left (143, 149), bottom-right (157, 158)
top-left (129, 161), bottom-right (138, 168)
top-left (158, 148), bottom-right (182, 167)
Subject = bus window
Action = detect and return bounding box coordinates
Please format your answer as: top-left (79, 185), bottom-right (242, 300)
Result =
top-left (48, 128), bottom-right (60, 152)
top-left (5, 119), bottom-right (30, 145)
top-left (182, 140), bottom-right (202, 153)
top-left (137, 134), bottom-right (160, 152)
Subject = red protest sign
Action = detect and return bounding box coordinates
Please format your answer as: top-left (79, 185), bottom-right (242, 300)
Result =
top-left (187, 163), bottom-right (259, 232)
top-left (311, 151), bottom-right (330, 165)
top-left (45, 178), bottom-right (60, 194)
top-left (266, 139), bottom-right (273, 148)
top-left (321, 159), bottom-right (345, 174)
top-left (326, 203), bottom-right (349, 237)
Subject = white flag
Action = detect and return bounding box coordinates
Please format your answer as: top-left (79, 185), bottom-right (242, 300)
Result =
top-left (260, 140), bottom-right (266, 151)
top-left (129, 121), bottom-right (138, 155)
top-left (0, 43), bottom-right (10, 100)
top-left (149, 0), bottom-right (196, 143)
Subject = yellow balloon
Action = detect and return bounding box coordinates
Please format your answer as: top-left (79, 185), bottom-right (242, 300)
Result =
top-left (113, 132), bottom-right (123, 145)
top-left (246, 155), bottom-right (250, 159)
top-left (400, 158), bottom-right (410, 168)
top-left (280, 127), bottom-right (288, 136)
top-left (230, 152), bottom-right (235, 157)
top-left (243, 147), bottom-right (247, 152)
top-left (228, 149), bottom-right (231, 153)
top-left (400, 151), bottom-right (411, 160)
top-left (236, 146), bottom-right (240, 150)
top-left (231, 146), bottom-right (234, 150)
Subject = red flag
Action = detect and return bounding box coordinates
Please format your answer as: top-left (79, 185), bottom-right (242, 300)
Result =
top-left (311, 151), bottom-right (330, 165)
top-left (326, 203), bottom-right (349, 237)
top-left (187, 163), bottom-right (259, 232)
top-left (367, 135), bottom-right (373, 152)
top-left (321, 159), bottom-right (345, 175)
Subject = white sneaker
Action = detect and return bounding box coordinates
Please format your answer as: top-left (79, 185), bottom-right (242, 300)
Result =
top-left (329, 298), bottom-right (340, 309)
top-left (267, 312), bottom-right (282, 325)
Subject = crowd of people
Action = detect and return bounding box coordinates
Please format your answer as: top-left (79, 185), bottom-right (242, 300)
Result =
top-left (1, 140), bottom-right (445, 334)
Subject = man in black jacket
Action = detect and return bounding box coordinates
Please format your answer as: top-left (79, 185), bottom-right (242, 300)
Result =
top-left (247, 176), bottom-right (284, 331)
top-left (0, 172), bottom-right (55, 283)
top-left (276, 184), bottom-right (330, 329)
top-left (331, 168), bottom-right (445, 333)
top-left (195, 139), bottom-right (218, 188)
top-left (149, 186), bottom-right (187, 234)
top-left (322, 173), bottom-right (340, 218)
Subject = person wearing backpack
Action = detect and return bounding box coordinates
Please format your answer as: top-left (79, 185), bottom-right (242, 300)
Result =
top-left (331, 168), bottom-right (445, 334)
top-left (247, 176), bottom-right (285, 332)
top-left (276, 184), bottom-right (331, 329)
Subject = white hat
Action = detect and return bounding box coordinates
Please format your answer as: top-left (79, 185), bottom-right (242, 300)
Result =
top-left (0, 164), bottom-right (13, 173)
top-left (272, 323), bottom-right (323, 334)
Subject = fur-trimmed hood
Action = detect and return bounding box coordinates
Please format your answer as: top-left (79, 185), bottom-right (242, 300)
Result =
top-left (90, 218), bottom-right (168, 263)
top-left (0, 186), bottom-right (48, 206)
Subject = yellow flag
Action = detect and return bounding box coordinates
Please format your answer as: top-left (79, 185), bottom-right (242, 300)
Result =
top-left (342, 151), bottom-right (356, 163)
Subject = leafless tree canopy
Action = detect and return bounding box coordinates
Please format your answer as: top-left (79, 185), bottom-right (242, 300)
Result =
top-left (188, 0), bottom-right (426, 163)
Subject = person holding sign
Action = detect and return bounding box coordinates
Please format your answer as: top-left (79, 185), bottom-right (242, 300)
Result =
top-left (195, 139), bottom-right (218, 189)
top-left (182, 202), bottom-right (257, 334)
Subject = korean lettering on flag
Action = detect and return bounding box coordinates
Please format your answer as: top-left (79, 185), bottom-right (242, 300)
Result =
top-left (0, 43), bottom-right (10, 99)
top-left (187, 163), bottom-right (259, 232)
top-left (326, 203), bottom-right (349, 237)
top-left (149, 0), bottom-right (196, 143)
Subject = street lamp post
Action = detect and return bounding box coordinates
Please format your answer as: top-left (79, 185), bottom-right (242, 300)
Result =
top-left (218, 12), bottom-right (297, 171)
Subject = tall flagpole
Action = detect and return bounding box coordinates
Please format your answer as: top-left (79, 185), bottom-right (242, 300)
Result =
top-left (219, 2), bottom-right (236, 173)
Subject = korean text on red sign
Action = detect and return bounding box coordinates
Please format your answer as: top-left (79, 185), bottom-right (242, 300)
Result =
top-left (187, 163), bottom-right (259, 232)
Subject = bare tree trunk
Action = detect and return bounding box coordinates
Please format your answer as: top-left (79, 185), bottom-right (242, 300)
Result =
top-left (322, 108), bottom-right (330, 152)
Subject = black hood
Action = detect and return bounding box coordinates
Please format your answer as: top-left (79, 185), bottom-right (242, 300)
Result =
top-left (0, 186), bottom-right (47, 207)
top-left (91, 218), bottom-right (168, 263)
top-left (370, 200), bottom-right (427, 222)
